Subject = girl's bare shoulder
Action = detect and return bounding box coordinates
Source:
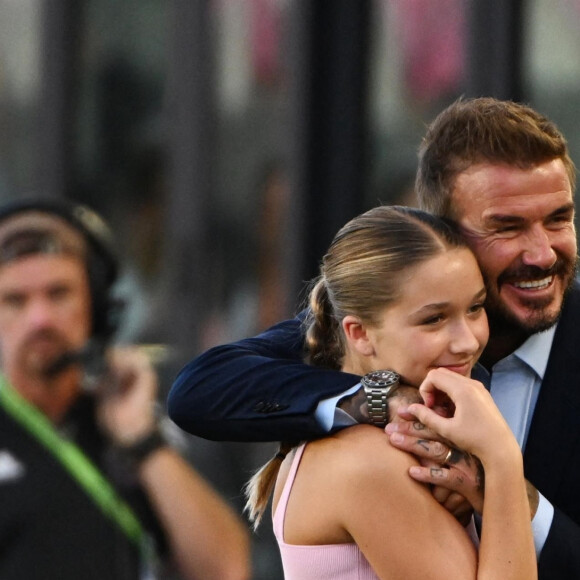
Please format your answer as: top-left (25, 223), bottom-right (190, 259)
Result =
top-left (307, 424), bottom-right (418, 481)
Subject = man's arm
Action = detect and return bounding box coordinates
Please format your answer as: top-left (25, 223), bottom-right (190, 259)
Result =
top-left (137, 446), bottom-right (251, 580)
top-left (99, 347), bottom-right (251, 580)
top-left (526, 479), bottom-right (580, 579)
top-left (167, 315), bottom-right (361, 442)
top-left (538, 508), bottom-right (580, 578)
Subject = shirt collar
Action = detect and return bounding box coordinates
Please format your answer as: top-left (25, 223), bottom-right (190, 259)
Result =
top-left (511, 324), bottom-right (557, 380)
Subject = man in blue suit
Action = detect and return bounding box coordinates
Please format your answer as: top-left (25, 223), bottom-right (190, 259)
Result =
top-left (168, 97), bottom-right (580, 579)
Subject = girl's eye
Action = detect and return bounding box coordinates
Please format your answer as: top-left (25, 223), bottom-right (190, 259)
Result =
top-left (422, 315), bottom-right (443, 325)
top-left (469, 302), bottom-right (485, 314)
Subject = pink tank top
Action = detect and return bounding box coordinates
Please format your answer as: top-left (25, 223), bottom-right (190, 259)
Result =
top-left (272, 443), bottom-right (379, 580)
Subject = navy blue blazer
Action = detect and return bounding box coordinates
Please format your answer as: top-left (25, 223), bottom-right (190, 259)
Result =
top-left (168, 284), bottom-right (580, 578)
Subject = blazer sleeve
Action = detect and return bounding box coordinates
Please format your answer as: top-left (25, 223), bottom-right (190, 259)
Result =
top-left (167, 314), bottom-right (361, 442)
top-left (538, 507), bottom-right (580, 579)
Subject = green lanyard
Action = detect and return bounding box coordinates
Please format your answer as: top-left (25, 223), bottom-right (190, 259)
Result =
top-left (0, 376), bottom-right (145, 550)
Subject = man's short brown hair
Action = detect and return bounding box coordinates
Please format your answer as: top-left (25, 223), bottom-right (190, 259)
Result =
top-left (0, 212), bottom-right (88, 266)
top-left (415, 97), bottom-right (577, 218)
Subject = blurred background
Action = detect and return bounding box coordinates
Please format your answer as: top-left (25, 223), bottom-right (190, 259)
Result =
top-left (1, 0), bottom-right (580, 577)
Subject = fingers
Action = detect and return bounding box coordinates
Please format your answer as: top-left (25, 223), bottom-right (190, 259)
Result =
top-left (442, 493), bottom-right (473, 527)
top-left (416, 368), bottom-right (462, 408)
top-left (96, 346), bottom-right (160, 444)
top-left (108, 346), bottom-right (153, 379)
top-left (389, 432), bottom-right (452, 464)
top-left (418, 367), bottom-right (485, 410)
top-left (386, 414), bottom-right (461, 465)
top-left (386, 426), bottom-right (483, 491)
top-left (430, 485), bottom-right (473, 526)
top-left (385, 418), bottom-right (442, 442)
top-left (443, 447), bottom-right (464, 466)
top-left (408, 460), bottom-right (485, 514)
top-left (410, 464), bottom-right (461, 487)
top-left (396, 402), bottom-right (451, 440)
top-left (431, 484), bottom-right (452, 504)
top-left (440, 490), bottom-right (469, 513)
top-left (107, 347), bottom-right (157, 396)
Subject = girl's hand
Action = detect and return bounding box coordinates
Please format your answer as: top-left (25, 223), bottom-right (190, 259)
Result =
top-left (399, 368), bottom-right (519, 465)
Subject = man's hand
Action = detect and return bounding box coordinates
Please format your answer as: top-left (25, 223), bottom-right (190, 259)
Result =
top-left (385, 419), bottom-right (485, 516)
top-left (337, 386), bottom-right (370, 423)
top-left (96, 346), bottom-right (159, 445)
top-left (431, 483), bottom-right (474, 527)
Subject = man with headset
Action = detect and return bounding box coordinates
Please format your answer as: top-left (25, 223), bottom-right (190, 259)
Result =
top-left (0, 197), bottom-right (250, 580)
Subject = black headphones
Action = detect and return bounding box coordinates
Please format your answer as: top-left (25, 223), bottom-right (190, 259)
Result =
top-left (0, 197), bottom-right (122, 342)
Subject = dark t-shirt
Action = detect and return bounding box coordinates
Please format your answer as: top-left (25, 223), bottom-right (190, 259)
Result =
top-left (0, 394), bottom-right (166, 580)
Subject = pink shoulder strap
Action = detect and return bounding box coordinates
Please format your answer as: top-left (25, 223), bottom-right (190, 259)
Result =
top-left (272, 443), bottom-right (306, 540)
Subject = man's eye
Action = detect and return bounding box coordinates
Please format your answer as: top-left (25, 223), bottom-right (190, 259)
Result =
top-left (49, 286), bottom-right (71, 301)
top-left (1, 295), bottom-right (24, 309)
top-left (495, 225), bottom-right (519, 234)
top-left (547, 215), bottom-right (573, 227)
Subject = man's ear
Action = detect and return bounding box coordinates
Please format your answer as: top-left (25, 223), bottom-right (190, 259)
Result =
top-left (342, 315), bottom-right (374, 356)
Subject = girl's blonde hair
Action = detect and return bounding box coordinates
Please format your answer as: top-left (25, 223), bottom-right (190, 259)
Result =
top-left (244, 205), bottom-right (468, 528)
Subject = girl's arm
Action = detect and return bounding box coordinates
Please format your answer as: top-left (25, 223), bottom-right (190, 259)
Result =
top-left (401, 368), bottom-right (537, 580)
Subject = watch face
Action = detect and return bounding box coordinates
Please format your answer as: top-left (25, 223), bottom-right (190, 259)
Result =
top-left (363, 370), bottom-right (399, 388)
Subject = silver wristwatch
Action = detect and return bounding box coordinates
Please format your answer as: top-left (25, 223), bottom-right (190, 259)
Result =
top-left (361, 370), bottom-right (401, 427)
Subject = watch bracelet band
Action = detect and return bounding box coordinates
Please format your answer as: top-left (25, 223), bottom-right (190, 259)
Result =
top-left (365, 387), bottom-right (389, 426)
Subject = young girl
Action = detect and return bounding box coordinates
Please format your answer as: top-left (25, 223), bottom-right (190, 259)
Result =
top-left (245, 206), bottom-right (536, 579)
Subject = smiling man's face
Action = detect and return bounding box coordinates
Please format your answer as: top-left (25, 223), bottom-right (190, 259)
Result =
top-left (451, 158), bottom-right (577, 340)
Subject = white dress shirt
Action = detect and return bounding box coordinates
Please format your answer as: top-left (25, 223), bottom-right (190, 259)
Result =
top-left (471, 325), bottom-right (556, 557)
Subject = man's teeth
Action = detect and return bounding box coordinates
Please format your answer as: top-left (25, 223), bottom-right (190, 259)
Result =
top-left (513, 276), bottom-right (553, 290)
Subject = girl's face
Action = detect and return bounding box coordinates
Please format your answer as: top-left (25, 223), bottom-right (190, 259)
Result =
top-left (364, 248), bottom-right (488, 387)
